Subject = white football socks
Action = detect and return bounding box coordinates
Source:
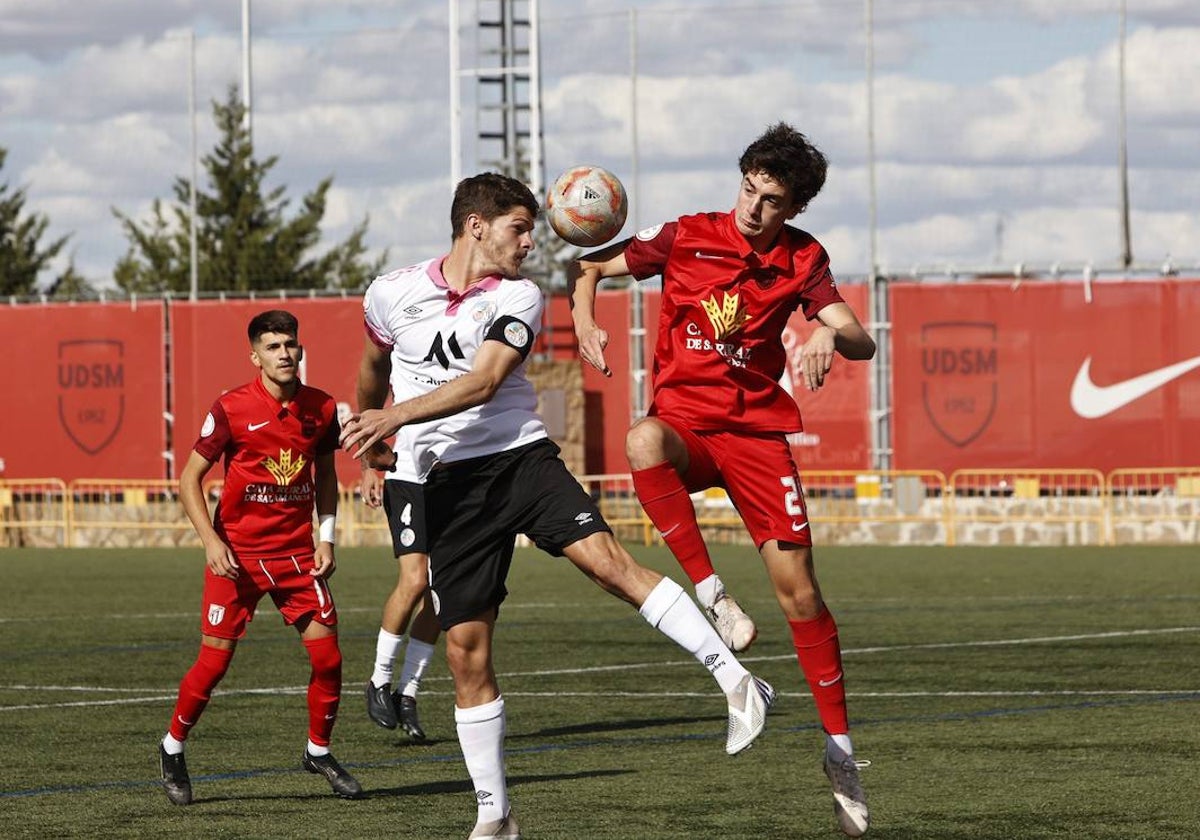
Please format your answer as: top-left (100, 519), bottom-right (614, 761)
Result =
top-left (162, 734), bottom-right (185, 755)
top-left (827, 733), bottom-right (855, 761)
top-left (370, 628), bottom-right (405, 687)
top-left (694, 573), bottom-right (724, 610)
top-left (456, 696), bottom-right (509, 826)
top-left (398, 637), bottom-right (435, 698)
top-left (639, 576), bottom-right (748, 694)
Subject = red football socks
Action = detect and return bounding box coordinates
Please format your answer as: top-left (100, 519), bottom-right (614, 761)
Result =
top-left (789, 607), bottom-right (850, 735)
top-left (168, 642), bottom-right (234, 741)
top-left (303, 634), bottom-right (343, 747)
top-left (631, 462), bottom-right (715, 585)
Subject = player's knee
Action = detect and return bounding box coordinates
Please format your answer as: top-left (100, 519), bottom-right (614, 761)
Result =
top-left (305, 636), bottom-right (342, 676)
top-left (625, 419), bottom-right (672, 468)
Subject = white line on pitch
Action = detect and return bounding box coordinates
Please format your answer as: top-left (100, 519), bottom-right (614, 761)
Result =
top-left (3, 626), bottom-right (1198, 711)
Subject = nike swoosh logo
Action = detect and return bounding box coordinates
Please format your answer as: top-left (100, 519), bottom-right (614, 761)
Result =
top-left (177, 715), bottom-right (195, 726)
top-left (818, 673), bottom-right (843, 687)
top-left (791, 521), bottom-right (809, 532)
top-left (320, 607), bottom-right (334, 619)
top-left (694, 251), bottom-right (726, 260)
top-left (248, 421), bottom-right (270, 431)
top-left (1070, 354), bottom-right (1200, 419)
top-left (659, 523), bottom-right (681, 539)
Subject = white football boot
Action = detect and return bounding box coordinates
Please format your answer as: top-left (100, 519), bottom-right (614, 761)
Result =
top-left (725, 673), bottom-right (775, 755)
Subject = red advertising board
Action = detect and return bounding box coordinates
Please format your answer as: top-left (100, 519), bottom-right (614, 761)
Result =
top-left (169, 299), bottom-right (368, 486)
top-left (0, 302), bottom-right (166, 481)
top-left (891, 279), bottom-right (1200, 474)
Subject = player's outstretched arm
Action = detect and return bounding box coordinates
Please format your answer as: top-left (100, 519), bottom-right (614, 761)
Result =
top-left (179, 450), bottom-right (239, 579)
top-left (568, 242), bottom-right (630, 378)
top-left (340, 339), bottom-right (525, 459)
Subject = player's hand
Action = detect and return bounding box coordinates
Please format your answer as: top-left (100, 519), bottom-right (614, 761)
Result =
top-left (360, 462), bottom-right (384, 508)
top-left (204, 539), bottom-right (239, 579)
top-left (576, 323), bottom-right (611, 377)
top-left (311, 542), bottom-right (336, 578)
top-left (340, 408), bottom-right (399, 459)
top-left (799, 325), bottom-right (837, 391)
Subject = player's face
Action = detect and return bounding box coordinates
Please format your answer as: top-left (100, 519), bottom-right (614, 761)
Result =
top-left (734, 170), bottom-right (800, 248)
top-left (250, 331), bottom-right (302, 388)
top-left (480, 207), bottom-right (536, 278)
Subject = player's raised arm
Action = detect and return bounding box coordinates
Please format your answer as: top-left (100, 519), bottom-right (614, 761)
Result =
top-left (796, 302), bottom-right (876, 393)
top-left (568, 240), bottom-right (631, 378)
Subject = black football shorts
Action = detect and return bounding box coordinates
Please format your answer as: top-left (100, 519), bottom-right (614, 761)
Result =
top-left (382, 478), bottom-right (428, 557)
top-left (423, 439), bottom-right (610, 629)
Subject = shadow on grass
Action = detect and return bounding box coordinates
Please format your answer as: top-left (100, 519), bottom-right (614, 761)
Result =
top-left (190, 768), bottom-right (631, 804)
top-left (514, 713), bottom-right (726, 740)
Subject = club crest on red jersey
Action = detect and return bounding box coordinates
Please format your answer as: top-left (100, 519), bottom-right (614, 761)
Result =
top-left (265, 448), bottom-right (306, 485)
top-left (700, 291), bottom-right (749, 340)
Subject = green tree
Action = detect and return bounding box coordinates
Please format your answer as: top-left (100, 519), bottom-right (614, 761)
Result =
top-left (0, 147), bottom-right (85, 297)
top-left (113, 85), bottom-right (385, 294)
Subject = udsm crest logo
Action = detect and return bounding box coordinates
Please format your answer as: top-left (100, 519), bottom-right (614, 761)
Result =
top-left (57, 339), bottom-right (125, 455)
top-left (920, 322), bottom-right (998, 447)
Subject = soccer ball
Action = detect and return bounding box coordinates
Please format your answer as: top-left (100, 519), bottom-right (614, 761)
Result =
top-left (545, 165), bottom-right (629, 247)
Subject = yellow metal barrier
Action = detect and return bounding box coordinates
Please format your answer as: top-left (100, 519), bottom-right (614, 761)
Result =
top-left (1107, 468), bottom-right (1200, 544)
top-left (802, 470), bottom-right (950, 545)
top-left (2, 469), bottom-right (1196, 548)
top-left (68, 479), bottom-right (197, 548)
top-left (949, 469), bottom-right (1107, 545)
top-left (0, 478), bottom-right (69, 547)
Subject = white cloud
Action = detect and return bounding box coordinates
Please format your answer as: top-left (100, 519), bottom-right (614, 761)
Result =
top-left (5, 1), bottom-right (1200, 291)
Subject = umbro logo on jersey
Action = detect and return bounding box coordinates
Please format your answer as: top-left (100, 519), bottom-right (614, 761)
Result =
top-left (575, 512), bottom-right (594, 526)
top-left (425, 332), bottom-right (466, 369)
top-left (403, 304), bottom-right (422, 318)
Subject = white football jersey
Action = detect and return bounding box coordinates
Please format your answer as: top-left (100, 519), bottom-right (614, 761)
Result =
top-left (363, 256), bottom-right (547, 479)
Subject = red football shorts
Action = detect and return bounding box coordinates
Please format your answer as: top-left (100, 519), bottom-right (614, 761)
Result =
top-left (199, 552), bottom-right (338, 639)
top-left (662, 421), bottom-right (813, 549)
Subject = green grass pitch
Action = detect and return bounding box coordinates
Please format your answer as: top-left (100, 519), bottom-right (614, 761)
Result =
top-left (1, 544), bottom-right (1198, 839)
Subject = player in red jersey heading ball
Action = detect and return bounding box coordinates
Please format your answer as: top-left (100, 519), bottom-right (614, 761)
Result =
top-left (157, 309), bottom-right (362, 805)
top-left (569, 123), bottom-right (875, 837)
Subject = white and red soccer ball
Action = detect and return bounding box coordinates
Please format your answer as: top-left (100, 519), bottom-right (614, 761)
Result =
top-left (545, 165), bottom-right (628, 247)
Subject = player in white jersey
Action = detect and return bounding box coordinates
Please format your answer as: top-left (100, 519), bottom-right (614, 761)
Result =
top-left (342, 173), bottom-right (776, 840)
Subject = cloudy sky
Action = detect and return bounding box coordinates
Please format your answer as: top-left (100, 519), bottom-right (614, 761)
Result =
top-left (3, 0), bottom-right (1199, 289)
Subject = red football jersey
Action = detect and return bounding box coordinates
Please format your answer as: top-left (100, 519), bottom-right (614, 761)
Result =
top-left (624, 211), bottom-right (844, 432)
top-left (193, 377), bottom-right (339, 558)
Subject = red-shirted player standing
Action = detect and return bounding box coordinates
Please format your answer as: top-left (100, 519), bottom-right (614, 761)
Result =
top-left (569, 123), bottom-right (875, 837)
top-left (158, 309), bottom-right (362, 805)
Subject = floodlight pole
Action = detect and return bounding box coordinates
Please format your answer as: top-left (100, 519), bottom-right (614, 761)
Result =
top-left (629, 8), bottom-right (646, 422)
top-left (242, 0), bottom-right (253, 141)
top-left (1118, 0), bottom-right (1132, 268)
top-left (449, 0), bottom-right (461, 186)
top-left (188, 29), bottom-right (199, 301)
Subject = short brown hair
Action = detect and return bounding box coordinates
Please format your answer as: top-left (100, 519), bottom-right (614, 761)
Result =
top-left (449, 172), bottom-right (539, 239)
top-left (247, 309), bottom-right (298, 343)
